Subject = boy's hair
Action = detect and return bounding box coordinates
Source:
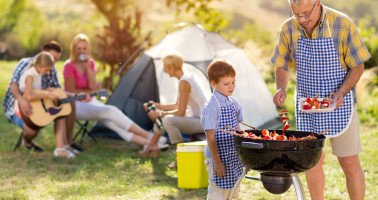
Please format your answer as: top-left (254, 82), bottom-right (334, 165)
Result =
top-left (41, 41), bottom-right (62, 53)
top-left (207, 59), bottom-right (236, 83)
top-left (162, 53), bottom-right (184, 70)
top-left (70, 33), bottom-right (91, 61)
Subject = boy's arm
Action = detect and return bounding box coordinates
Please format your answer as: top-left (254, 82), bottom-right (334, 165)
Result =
top-left (205, 129), bottom-right (225, 178)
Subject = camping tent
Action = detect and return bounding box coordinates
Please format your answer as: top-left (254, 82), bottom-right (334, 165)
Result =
top-left (90, 24), bottom-right (281, 139)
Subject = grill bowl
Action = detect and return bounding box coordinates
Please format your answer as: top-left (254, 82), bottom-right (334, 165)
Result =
top-left (234, 130), bottom-right (325, 174)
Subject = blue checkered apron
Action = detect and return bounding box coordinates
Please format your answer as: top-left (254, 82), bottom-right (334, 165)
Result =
top-left (213, 96), bottom-right (243, 189)
top-left (295, 19), bottom-right (353, 137)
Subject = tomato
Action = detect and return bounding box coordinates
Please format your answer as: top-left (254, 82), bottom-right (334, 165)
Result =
top-left (305, 97), bottom-right (312, 104)
top-left (276, 135), bottom-right (282, 140)
top-left (264, 135), bottom-right (272, 140)
top-left (262, 129), bottom-right (269, 136)
top-left (303, 104), bottom-right (312, 110)
top-left (320, 101), bottom-right (330, 108)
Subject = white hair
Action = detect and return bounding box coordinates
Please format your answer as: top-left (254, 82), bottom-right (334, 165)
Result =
top-left (288, 0), bottom-right (316, 5)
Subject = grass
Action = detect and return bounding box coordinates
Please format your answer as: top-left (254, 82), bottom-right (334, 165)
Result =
top-left (1, 60), bottom-right (378, 199)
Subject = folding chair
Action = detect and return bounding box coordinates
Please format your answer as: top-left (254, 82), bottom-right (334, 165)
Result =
top-left (73, 120), bottom-right (97, 144)
top-left (190, 132), bottom-right (206, 142)
top-left (13, 131), bottom-right (24, 152)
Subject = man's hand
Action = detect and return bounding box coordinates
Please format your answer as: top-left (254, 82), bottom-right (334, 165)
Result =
top-left (332, 91), bottom-right (345, 108)
top-left (213, 161), bottom-right (226, 178)
top-left (18, 97), bottom-right (32, 117)
top-left (273, 88), bottom-right (287, 107)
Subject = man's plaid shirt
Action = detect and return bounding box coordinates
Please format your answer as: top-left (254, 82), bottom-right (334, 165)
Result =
top-left (2, 56), bottom-right (61, 119)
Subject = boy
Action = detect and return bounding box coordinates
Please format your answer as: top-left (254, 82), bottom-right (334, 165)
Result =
top-left (201, 59), bottom-right (244, 200)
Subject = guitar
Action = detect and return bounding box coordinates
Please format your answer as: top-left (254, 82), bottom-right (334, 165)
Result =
top-left (27, 88), bottom-right (108, 127)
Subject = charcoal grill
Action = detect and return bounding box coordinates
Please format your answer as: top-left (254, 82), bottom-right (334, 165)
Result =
top-left (230, 130), bottom-right (326, 199)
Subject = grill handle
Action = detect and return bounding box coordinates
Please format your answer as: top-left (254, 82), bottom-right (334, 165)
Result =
top-left (241, 142), bottom-right (264, 149)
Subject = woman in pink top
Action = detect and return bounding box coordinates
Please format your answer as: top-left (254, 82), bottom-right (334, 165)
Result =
top-left (63, 33), bottom-right (166, 152)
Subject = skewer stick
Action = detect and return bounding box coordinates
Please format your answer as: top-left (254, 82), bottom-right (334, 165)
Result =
top-left (279, 110), bottom-right (288, 115)
top-left (226, 126), bottom-right (240, 132)
top-left (240, 122), bottom-right (256, 129)
top-left (218, 129), bottom-right (243, 137)
top-left (318, 130), bottom-right (329, 135)
top-left (328, 92), bottom-right (334, 99)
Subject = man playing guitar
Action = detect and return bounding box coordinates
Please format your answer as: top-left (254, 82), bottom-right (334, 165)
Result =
top-left (2, 41), bottom-right (83, 155)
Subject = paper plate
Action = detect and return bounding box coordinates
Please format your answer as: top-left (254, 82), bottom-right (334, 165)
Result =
top-left (299, 98), bottom-right (336, 113)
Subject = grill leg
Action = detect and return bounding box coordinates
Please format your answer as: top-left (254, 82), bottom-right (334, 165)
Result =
top-left (229, 167), bottom-right (249, 199)
top-left (291, 174), bottom-right (306, 200)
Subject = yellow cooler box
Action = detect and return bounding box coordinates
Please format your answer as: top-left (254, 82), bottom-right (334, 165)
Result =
top-left (177, 141), bottom-right (208, 189)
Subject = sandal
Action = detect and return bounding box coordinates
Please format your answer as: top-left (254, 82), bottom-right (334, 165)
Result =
top-left (54, 147), bottom-right (75, 158)
top-left (64, 145), bottom-right (79, 155)
top-left (158, 143), bottom-right (170, 151)
top-left (70, 143), bottom-right (85, 153)
top-left (26, 144), bottom-right (44, 152)
top-left (168, 160), bottom-right (177, 169)
top-left (24, 141), bottom-right (44, 152)
top-left (139, 144), bottom-right (160, 158)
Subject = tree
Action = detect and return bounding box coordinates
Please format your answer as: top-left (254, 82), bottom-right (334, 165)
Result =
top-left (91, 0), bottom-right (151, 91)
top-left (166, 0), bottom-right (228, 32)
top-left (0, 0), bottom-right (43, 59)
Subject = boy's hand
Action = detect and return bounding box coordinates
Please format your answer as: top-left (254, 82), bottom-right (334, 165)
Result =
top-left (213, 161), bottom-right (226, 178)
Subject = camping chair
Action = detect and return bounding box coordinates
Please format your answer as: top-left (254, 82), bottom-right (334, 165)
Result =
top-left (73, 120), bottom-right (97, 144)
top-left (13, 131), bottom-right (24, 152)
top-left (190, 132), bottom-right (206, 142)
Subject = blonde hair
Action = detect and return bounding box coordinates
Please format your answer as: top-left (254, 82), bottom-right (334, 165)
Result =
top-left (162, 53), bottom-right (184, 70)
top-left (28, 52), bottom-right (54, 70)
top-left (70, 33), bottom-right (91, 62)
top-left (207, 59), bottom-right (236, 83)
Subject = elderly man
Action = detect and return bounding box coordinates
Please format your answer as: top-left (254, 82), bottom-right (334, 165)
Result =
top-left (271, 0), bottom-right (370, 199)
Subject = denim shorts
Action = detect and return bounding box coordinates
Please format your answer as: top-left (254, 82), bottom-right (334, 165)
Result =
top-left (10, 114), bottom-right (24, 129)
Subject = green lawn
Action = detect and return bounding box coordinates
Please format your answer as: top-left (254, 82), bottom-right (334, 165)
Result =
top-left (0, 61), bottom-right (377, 199)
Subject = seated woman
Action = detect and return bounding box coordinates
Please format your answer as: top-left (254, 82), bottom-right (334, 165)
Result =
top-left (63, 33), bottom-right (166, 153)
top-left (141, 53), bottom-right (207, 162)
top-left (18, 52), bottom-right (75, 158)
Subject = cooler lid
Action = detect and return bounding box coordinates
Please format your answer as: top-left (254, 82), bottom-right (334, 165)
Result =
top-left (176, 141), bottom-right (207, 152)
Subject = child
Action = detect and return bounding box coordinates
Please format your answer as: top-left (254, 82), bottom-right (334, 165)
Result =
top-left (201, 59), bottom-right (244, 200)
top-left (18, 52), bottom-right (75, 158)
